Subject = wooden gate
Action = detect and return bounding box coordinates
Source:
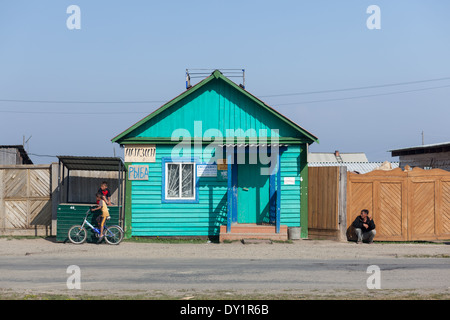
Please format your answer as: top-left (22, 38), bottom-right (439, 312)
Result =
top-left (347, 167), bottom-right (450, 241)
top-left (0, 165), bottom-right (52, 235)
top-left (308, 166), bottom-right (347, 240)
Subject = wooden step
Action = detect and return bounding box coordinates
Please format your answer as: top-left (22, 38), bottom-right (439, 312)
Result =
top-left (219, 224), bottom-right (288, 242)
top-left (221, 224), bottom-right (288, 233)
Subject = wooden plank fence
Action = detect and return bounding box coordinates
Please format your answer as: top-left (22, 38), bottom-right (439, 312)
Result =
top-left (0, 165), bottom-right (52, 236)
top-left (347, 166), bottom-right (450, 241)
top-left (0, 164), bottom-right (125, 236)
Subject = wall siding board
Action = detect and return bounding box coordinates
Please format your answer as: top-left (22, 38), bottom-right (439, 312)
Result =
top-left (129, 144), bottom-right (303, 236)
top-left (131, 79), bottom-right (300, 140)
top-left (118, 76), bottom-right (315, 237)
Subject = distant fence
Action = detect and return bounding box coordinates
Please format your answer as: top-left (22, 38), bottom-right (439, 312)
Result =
top-left (346, 167), bottom-right (450, 241)
top-left (0, 165), bottom-right (52, 236)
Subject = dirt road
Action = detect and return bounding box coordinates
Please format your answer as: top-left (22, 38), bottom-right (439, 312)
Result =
top-left (0, 238), bottom-right (449, 299)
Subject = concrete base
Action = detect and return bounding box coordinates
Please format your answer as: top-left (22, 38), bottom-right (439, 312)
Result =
top-left (219, 224), bottom-right (288, 242)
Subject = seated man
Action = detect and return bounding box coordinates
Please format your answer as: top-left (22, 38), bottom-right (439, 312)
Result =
top-left (352, 209), bottom-right (376, 244)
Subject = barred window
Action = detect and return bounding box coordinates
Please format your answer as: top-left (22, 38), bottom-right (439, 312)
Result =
top-left (165, 162), bottom-right (195, 200)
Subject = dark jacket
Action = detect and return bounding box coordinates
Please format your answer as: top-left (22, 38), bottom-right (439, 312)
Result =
top-left (352, 215), bottom-right (375, 232)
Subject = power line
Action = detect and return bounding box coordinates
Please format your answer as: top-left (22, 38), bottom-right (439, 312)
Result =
top-left (274, 84), bottom-right (450, 106)
top-left (0, 148), bottom-right (57, 158)
top-left (0, 99), bottom-right (166, 104)
top-left (258, 76), bottom-right (450, 98)
top-left (1, 83), bottom-right (449, 114)
top-left (1, 76), bottom-right (449, 104)
top-left (0, 110), bottom-right (150, 115)
top-left (0, 77), bottom-right (449, 115)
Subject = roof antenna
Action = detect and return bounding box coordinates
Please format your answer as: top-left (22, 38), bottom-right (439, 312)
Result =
top-left (240, 69), bottom-right (245, 89)
top-left (23, 134), bottom-right (32, 152)
top-left (186, 68), bottom-right (245, 89)
top-left (186, 69), bottom-right (191, 89)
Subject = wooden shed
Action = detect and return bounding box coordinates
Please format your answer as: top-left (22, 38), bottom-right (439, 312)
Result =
top-left (0, 145), bottom-right (33, 165)
top-left (112, 70), bottom-right (318, 241)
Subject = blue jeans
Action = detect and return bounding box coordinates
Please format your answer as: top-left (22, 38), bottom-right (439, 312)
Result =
top-left (355, 228), bottom-right (376, 243)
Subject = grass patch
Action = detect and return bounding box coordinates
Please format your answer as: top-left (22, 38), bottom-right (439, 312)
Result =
top-left (272, 240), bottom-right (293, 244)
top-left (0, 236), bottom-right (48, 240)
top-left (1, 289), bottom-right (449, 300)
top-left (373, 240), bottom-right (449, 245)
top-left (403, 254), bottom-right (450, 258)
top-left (123, 236), bottom-right (213, 244)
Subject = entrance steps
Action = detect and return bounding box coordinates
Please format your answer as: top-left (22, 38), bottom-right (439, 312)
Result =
top-left (219, 224), bottom-right (288, 242)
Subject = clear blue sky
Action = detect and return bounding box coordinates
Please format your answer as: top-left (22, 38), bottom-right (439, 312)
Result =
top-left (1, 1), bottom-right (449, 164)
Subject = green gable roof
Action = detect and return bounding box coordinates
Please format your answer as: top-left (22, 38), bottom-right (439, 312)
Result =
top-left (112, 70), bottom-right (319, 145)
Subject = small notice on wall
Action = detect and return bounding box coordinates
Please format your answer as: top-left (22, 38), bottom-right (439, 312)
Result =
top-left (197, 164), bottom-right (217, 177)
top-left (124, 145), bottom-right (156, 163)
top-left (217, 159), bottom-right (228, 181)
top-left (284, 177), bottom-right (296, 185)
top-left (217, 159), bottom-right (227, 171)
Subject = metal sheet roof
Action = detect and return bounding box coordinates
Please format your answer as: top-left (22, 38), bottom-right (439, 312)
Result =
top-left (308, 162), bottom-right (399, 174)
top-left (388, 141), bottom-right (450, 152)
top-left (389, 142), bottom-right (450, 157)
top-left (308, 152), bottom-right (368, 163)
top-left (218, 144), bottom-right (289, 148)
top-left (57, 156), bottom-right (124, 172)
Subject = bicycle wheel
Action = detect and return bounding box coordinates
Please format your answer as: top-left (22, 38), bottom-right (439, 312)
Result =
top-left (104, 225), bottom-right (124, 245)
top-left (68, 225), bottom-right (87, 244)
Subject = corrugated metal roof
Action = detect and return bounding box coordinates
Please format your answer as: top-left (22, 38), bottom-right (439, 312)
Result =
top-left (388, 141), bottom-right (450, 152)
top-left (308, 162), bottom-right (399, 174)
top-left (308, 152), bottom-right (368, 163)
top-left (218, 144), bottom-right (289, 148)
top-left (57, 156), bottom-right (124, 172)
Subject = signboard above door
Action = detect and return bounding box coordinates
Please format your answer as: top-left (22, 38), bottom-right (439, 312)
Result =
top-left (124, 145), bottom-right (156, 163)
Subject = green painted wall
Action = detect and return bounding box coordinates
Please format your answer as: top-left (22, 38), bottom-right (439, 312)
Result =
top-left (56, 204), bottom-right (121, 242)
top-left (115, 73), bottom-right (316, 238)
top-left (126, 78), bottom-right (300, 140)
top-left (299, 144), bottom-right (309, 238)
top-left (129, 145), bottom-right (227, 237)
top-left (280, 145), bottom-right (302, 228)
top-left (126, 144), bottom-right (305, 237)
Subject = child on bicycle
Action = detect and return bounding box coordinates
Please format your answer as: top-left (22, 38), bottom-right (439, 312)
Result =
top-left (98, 181), bottom-right (112, 206)
top-left (91, 192), bottom-right (110, 243)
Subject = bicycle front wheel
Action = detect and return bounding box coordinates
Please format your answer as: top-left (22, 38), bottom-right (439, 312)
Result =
top-left (104, 225), bottom-right (124, 245)
top-left (68, 225), bottom-right (87, 244)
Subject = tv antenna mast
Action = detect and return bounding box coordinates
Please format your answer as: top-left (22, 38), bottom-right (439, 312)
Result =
top-left (185, 68), bottom-right (245, 89)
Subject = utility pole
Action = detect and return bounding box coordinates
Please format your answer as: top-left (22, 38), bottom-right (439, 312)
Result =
top-left (422, 131), bottom-right (424, 145)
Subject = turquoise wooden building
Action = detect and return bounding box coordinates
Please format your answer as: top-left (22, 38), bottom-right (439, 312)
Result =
top-left (112, 70), bottom-right (318, 240)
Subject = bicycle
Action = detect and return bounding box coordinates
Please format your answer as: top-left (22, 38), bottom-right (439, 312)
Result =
top-left (67, 208), bottom-right (124, 245)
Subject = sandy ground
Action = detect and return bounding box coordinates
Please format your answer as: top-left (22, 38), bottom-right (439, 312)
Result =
top-left (0, 237), bottom-right (449, 260)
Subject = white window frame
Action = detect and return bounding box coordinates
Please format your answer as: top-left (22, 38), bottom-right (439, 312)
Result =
top-left (164, 162), bottom-right (196, 201)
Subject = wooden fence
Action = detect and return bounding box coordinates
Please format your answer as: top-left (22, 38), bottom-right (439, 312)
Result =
top-left (0, 164), bottom-right (124, 236)
top-left (0, 165), bottom-right (52, 235)
top-left (347, 166), bottom-right (450, 241)
top-left (308, 166), bottom-right (347, 240)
